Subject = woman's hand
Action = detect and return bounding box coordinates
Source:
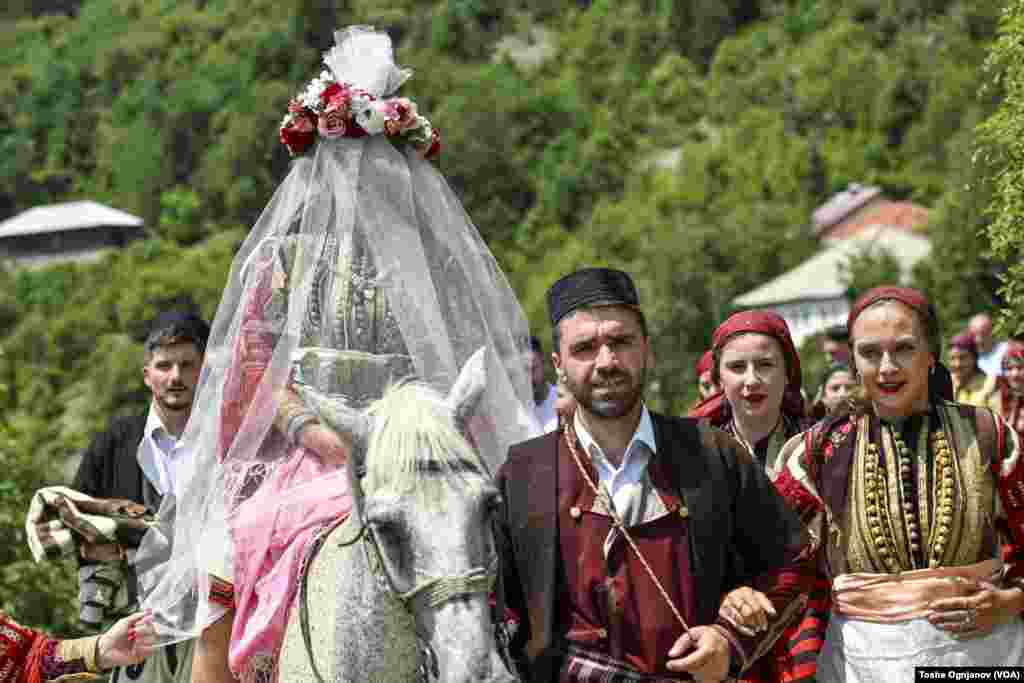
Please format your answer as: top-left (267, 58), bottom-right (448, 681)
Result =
top-left (927, 582), bottom-right (1024, 639)
top-left (298, 422), bottom-right (351, 467)
top-left (718, 586), bottom-right (776, 636)
top-left (97, 611), bottom-right (156, 669)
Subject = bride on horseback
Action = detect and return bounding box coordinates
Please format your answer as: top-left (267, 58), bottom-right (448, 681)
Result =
top-left (135, 26), bottom-right (537, 682)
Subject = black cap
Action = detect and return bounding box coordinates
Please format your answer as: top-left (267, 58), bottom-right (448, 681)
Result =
top-left (546, 268), bottom-right (640, 327)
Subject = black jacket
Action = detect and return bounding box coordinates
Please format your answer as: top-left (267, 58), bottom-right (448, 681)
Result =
top-left (72, 413), bottom-right (159, 512)
top-left (496, 412), bottom-right (806, 680)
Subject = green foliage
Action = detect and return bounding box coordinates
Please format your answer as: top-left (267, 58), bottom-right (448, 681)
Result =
top-left (977, 0), bottom-right (1024, 337)
top-left (839, 247), bottom-right (904, 301)
top-left (0, 0), bottom-right (1012, 629)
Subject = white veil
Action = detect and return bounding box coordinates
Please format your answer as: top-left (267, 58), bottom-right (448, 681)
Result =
top-left (134, 26), bottom-right (538, 667)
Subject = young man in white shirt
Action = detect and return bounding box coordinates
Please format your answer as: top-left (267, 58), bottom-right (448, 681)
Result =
top-left (71, 310), bottom-right (209, 683)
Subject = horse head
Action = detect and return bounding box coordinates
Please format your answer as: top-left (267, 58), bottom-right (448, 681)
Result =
top-left (292, 349), bottom-right (518, 683)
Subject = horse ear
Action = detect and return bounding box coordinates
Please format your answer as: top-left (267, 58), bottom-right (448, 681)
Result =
top-left (293, 385), bottom-right (373, 456)
top-left (446, 346), bottom-right (488, 422)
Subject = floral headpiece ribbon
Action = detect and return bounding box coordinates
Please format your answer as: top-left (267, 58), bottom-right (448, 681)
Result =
top-left (278, 29), bottom-right (440, 159)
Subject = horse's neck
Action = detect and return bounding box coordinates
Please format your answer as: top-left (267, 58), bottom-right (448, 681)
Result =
top-left (279, 517), bottom-right (421, 683)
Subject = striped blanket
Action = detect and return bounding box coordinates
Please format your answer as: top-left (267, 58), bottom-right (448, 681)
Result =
top-left (25, 486), bottom-right (156, 628)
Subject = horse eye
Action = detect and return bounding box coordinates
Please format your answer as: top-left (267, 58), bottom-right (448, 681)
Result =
top-left (367, 510), bottom-right (404, 536)
top-left (484, 493), bottom-right (504, 516)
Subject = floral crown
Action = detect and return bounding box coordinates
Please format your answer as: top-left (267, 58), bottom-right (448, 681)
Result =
top-left (279, 31), bottom-right (440, 159)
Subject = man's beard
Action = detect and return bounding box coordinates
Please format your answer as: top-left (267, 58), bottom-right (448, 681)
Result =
top-left (568, 363), bottom-right (646, 420)
top-left (157, 386), bottom-right (192, 412)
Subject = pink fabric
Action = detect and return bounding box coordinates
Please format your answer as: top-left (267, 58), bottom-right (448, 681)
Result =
top-left (228, 451), bottom-right (351, 676)
top-left (217, 251), bottom-right (354, 677)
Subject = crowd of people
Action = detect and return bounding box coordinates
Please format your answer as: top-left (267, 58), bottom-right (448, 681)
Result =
top-left (6, 24), bottom-right (1024, 683)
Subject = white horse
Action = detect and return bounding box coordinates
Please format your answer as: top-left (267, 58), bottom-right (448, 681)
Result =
top-left (277, 372), bottom-right (519, 683)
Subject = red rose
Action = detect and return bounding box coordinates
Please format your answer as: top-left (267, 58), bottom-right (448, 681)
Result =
top-left (320, 82), bottom-right (342, 106)
top-left (419, 127), bottom-right (441, 160)
top-left (280, 123), bottom-right (315, 156)
top-left (280, 110), bottom-right (317, 156)
top-left (317, 109), bottom-right (347, 139)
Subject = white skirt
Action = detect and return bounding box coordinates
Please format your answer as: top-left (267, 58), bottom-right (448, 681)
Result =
top-left (818, 613), bottom-right (1024, 682)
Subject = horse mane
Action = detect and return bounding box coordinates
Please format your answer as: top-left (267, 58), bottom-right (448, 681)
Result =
top-left (363, 381), bottom-right (489, 506)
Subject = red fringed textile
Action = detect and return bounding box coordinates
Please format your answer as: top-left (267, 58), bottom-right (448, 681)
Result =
top-left (772, 469), bottom-right (822, 524)
top-left (0, 613), bottom-right (39, 683)
top-left (22, 635), bottom-right (49, 683)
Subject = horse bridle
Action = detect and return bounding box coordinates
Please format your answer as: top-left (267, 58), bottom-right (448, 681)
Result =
top-left (299, 459), bottom-right (506, 683)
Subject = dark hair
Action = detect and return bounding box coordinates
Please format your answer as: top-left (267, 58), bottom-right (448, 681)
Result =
top-left (528, 335), bottom-right (543, 354)
top-left (144, 311), bottom-right (211, 359)
top-left (824, 324), bottom-right (849, 342)
top-left (818, 361), bottom-right (853, 393)
top-left (551, 305), bottom-right (648, 354)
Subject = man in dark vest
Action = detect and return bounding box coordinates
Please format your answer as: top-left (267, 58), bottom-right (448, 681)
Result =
top-left (496, 268), bottom-right (810, 682)
top-left (71, 310), bottom-right (210, 683)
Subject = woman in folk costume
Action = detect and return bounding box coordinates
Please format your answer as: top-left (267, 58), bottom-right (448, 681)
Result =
top-left (728, 286), bottom-right (1024, 681)
top-left (948, 330), bottom-right (999, 409)
top-left (993, 339), bottom-right (1024, 436)
top-left (809, 362), bottom-right (857, 421)
top-left (690, 310), bottom-right (809, 475)
top-left (693, 349), bottom-right (717, 405)
top-left (0, 611), bottom-right (154, 683)
top-left (134, 26), bottom-right (536, 682)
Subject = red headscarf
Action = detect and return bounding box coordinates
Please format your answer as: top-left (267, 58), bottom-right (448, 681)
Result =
top-left (694, 350), bottom-right (713, 377)
top-left (848, 286), bottom-right (936, 350)
top-left (690, 310), bottom-right (804, 423)
top-left (846, 285), bottom-right (953, 403)
top-left (997, 340), bottom-right (1024, 433)
top-left (950, 330), bottom-right (978, 356)
top-left (1004, 340), bottom-right (1024, 370)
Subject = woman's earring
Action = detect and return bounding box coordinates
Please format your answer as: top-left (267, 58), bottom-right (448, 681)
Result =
top-left (556, 368), bottom-right (567, 383)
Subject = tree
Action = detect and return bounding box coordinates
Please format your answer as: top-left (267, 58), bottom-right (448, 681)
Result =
top-left (976, 0), bottom-right (1024, 337)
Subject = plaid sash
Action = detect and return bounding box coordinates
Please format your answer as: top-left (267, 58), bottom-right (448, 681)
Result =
top-left (559, 644), bottom-right (693, 683)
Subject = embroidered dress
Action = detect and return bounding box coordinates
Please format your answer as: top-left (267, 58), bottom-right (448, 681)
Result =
top-left (769, 401), bottom-right (1024, 681)
top-left (0, 611), bottom-right (98, 683)
top-left (720, 415), bottom-right (808, 476)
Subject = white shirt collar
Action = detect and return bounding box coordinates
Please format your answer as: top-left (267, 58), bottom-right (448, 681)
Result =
top-left (144, 404), bottom-right (169, 439)
top-left (573, 404), bottom-right (656, 460)
top-left (572, 405), bottom-right (657, 516)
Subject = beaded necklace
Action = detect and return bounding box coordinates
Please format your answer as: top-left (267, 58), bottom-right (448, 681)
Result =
top-left (862, 414), bottom-right (956, 571)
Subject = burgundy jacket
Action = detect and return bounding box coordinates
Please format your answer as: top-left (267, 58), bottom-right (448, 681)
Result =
top-left (496, 412), bottom-right (809, 681)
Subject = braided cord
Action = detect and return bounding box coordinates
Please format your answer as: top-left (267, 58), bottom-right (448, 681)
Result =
top-left (563, 422), bottom-right (691, 635)
top-left (399, 558), bottom-right (497, 608)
